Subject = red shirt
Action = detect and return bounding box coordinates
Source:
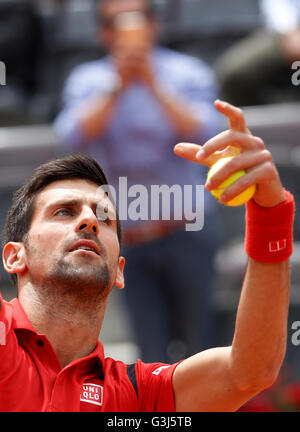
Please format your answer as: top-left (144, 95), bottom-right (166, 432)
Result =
top-left (0, 295), bottom-right (179, 412)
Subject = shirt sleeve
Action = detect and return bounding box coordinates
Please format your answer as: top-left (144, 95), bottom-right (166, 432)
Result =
top-left (157, 50), bottom-right (223, 146)
top-left (53, 65), bottom-right (92, 153)
top-left (135, 359), bottom-right (182, 412)
top-left (54, 62), bottom-right (115, 153)
top-left (178, 58), bottom-right (224, 143)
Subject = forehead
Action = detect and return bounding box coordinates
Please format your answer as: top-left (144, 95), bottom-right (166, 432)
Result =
top-left (34, 179), bottom-right (115, 214)
top-left (101, 0), bottom-right (148, 17)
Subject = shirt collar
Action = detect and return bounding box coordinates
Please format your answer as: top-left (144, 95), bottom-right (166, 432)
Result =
top-left (10, 297), bottom-right (37, 333)
top-left (9, 297), bottom-right (105, 366)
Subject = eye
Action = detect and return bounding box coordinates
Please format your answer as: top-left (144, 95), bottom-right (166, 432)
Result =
top-left (54, 208), bottom-right (74, 217)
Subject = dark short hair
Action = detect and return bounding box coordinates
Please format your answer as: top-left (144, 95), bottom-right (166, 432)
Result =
top-left (2, 154), bottom-right (122, 286)
top-left (99, 0), bottom-right (157, 27)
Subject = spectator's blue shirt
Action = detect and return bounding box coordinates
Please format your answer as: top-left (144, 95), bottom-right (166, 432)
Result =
top-left (54, 46), bottom-right (222, 225)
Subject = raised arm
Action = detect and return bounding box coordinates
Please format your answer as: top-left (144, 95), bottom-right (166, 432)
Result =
top-left (172, 100), bottom-right (293, 412)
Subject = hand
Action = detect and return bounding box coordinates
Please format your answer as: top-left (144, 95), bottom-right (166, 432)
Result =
top-left (112, 39), bottom-right (154, 88)
top-left (112, 42), bottom-right (136, 88)
top-left (174, 100), bottom-right (286, 207)
top-left (134, 54), bottom-right (155, 88)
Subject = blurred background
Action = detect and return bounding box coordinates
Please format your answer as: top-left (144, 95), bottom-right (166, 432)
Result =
top-left (0, 0), bottom-right (300, 411)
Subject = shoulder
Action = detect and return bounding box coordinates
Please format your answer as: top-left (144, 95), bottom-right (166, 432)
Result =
top-left (65, 57), bottom-right (113, 86)
top-left (103, 357), bottom-right (179, 412)
top-left (102, 357), bottom-right (171, 387)
top-left (135, 359), bottom-right (179, 411)
top-left (156, 46), bottom-right (213, 75)
top-left (155, 46), bottom-right (215, 88)
top-left (61, 56), bottom-right (116, 97)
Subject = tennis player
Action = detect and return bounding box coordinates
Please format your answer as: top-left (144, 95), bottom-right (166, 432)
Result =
top-left (0, 101), bottom-right (294, 411)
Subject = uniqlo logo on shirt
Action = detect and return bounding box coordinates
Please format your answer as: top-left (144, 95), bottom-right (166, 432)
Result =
top-left (80, 383), bottom-right (103, 406)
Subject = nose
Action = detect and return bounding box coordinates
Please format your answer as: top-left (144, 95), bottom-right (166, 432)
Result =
top-left (75, 206), bottom-right (99, 235)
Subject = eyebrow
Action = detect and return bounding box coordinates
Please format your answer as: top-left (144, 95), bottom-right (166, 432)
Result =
top-left (46, 198), bottom-right (86, 211)
top-left (46, 198), bottom-right (117, 219)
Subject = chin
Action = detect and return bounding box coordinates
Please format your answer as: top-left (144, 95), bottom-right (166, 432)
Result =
top-left (51, 259), bottom-right (111, 292)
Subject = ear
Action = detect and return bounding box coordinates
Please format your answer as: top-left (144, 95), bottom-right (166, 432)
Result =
top-left (2, 242), bottom-right (27, 276)
top-left (115, 256), bottom-right (125, 290)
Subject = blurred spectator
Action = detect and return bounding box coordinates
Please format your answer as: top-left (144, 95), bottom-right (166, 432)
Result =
top-left (54, 0), bottom-right (223, 363)
top-left (215, 0), bottom-right (300, 106)
top-left (0, 0), bottom-right (43, 125)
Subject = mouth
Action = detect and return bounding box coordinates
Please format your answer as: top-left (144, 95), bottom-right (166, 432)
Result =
top-left (68, 240), bottom-right (101, 256)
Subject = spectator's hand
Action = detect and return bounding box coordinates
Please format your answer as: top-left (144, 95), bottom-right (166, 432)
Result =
top-left (133, 52), bottom-right (155, 88)
top-left (111, 41), bottom-right (136, 88)
top-left (174, 100), bottom-right (286, 208)
top-left (112, 38), bottom-right (154, 88)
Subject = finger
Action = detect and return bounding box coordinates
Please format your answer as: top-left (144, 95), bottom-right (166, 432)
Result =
top-left (174, 143), bottom-right (213, 166)
top-left (174, 142), bottom-right (200, 160)
top-left (217, 161), bottom-right (275, 204)
top-left (214, 99), bottom-right (250, 134)
top-left (175, 142), bottom-right (244, 167)
top-left (174, 143), bottom-right (226, 167)
top-left (195, 130), bottom-right (264, 162)
top-left (205, 149), bottom-right (273, 191)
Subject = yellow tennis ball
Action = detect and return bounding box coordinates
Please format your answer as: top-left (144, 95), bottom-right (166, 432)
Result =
top-left (207, 157), bottom-right (256, 206)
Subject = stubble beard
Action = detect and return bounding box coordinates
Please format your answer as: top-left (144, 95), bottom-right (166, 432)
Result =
top-left (28, 252), bottom-right (114, 322)
top-left (49, 255), bottom-right (111, 302)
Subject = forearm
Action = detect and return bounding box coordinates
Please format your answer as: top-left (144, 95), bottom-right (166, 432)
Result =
top-left (151, 83), bottom-right (201, 137)
top-left (79, 88), bottom-right (121, 141)
top-left (230, 258), bottom-right (290, 390)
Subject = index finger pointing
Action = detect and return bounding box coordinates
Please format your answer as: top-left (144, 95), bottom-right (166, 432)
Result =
top-left (214, 100), bottom-right (251, 134)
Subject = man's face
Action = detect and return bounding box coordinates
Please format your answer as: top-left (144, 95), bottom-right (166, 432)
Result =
top-left (21, 179), bottom-right (124, 300)
top-left (100, 0), bottom-right (157, 49)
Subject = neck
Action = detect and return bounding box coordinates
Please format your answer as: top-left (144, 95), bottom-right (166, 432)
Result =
top-left (18, 281), bottom-right (108, 368)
